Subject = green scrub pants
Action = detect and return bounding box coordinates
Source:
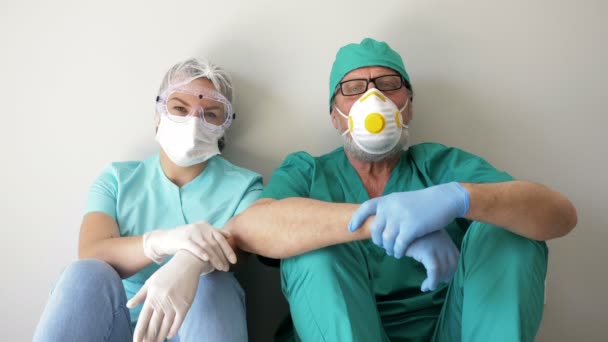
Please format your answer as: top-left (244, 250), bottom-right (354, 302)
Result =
top-left (279, 222), bottom-right (548, 342)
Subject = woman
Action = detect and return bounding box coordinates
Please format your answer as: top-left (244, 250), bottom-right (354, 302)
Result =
top-left (34, 58), bottom-right (262, 342)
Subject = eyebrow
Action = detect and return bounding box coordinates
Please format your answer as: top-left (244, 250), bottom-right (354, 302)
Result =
top-left (167, 97), bottom-right (189, 106)
top-left (341, 77), bottom-right (368, 82)
top-left (342, 74), bottom-right (400, 82)
top-left (168, 97), bottom-right (222, 111)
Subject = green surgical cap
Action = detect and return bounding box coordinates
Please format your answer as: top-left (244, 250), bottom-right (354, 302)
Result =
top-left (329, 38), bottom-right (409, 109)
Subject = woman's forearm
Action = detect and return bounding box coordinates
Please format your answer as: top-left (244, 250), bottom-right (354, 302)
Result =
top-left (79, 212), bottom-right (152, 278)
top-left (79, 235), bottom-right (152, 278)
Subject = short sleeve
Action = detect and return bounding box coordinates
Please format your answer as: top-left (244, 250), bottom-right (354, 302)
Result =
top-left (84, 166), bottom-right (118, 220)
top-left (234, 176), bottom-right (264, 215)
top-left (413, 144), bottom-right (514, 185)
top-left (260, 152), bottom-right (314, 200)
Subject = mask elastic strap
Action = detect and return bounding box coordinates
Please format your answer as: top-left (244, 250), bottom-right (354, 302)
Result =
top-left (399, 99), bottom-right (410, 129)
top-left (334, 106), bottom-right (351, 136)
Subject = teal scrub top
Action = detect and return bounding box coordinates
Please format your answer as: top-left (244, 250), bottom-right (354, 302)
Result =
top-left (84, 154), bottom-right (263, 324)
top-left (260, 143), bottom-right (513, 328)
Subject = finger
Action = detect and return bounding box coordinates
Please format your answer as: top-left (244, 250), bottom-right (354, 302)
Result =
top-left (145, 310), bottom-right (164, 342)
top-left (199, 239), bottom-right (227, 271)
top-left (127, 283), bottom-right (148, 309)
top-left (156, 310), bottom-right (174, 342)
top-left (216, 229), bottom-right (232, 238)
top-left (349, 199), bottom-right (379, 232)
top-left (168, 310), bottom-right (186, 339)
top-left (393, 230), bottom-right (415, 259)
top-left (211, 243), bottom-right (230, 271)
top-left (370, 214), bottom-right (386, 247)
top-left (422, 266), bottom-right (440, 292)
top-left (393, 233), bottom-right (407, 259)
top-left (393, 225), bottom-right (416, 259)
top-left (381, 223), bottom-right (400, 256)
top-left (183, 240), bottom-right (210, 262)
top-left (204, 233), bottom-right (229, 271)
top-left (133, 300), bottom-right (154, 342)
top-left (212, 230), bottom-right (237, 264)
top-left (191, 232), bottom-right (220, 269)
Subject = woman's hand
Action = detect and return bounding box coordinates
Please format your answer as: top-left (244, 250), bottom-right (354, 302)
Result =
top-left (143, 222), bottom-right (236, 271)
top-left (128, 250), bottom-right (213, 342)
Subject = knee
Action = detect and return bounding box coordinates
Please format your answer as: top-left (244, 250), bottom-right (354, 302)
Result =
top-left (280, 243), bottom-right (366, 290)
top-left (281, 245), bottom-right (341, 277)
top-left (184, 272), bottom-right (246, 331)
top-left (464, 222), bottom-right (548, 274)
top-left (59, 259), bottom-right (122, 291)
top-left (195, 271), bottom-right (244, 303)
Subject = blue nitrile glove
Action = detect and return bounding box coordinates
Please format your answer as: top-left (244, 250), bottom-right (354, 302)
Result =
top-left (349, 182), bottom-right (469, 258)
top-left (405, 229), bottom-right (460, 292)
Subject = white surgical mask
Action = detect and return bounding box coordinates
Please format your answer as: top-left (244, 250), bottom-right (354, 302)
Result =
top-left (155, 114), bottom-right (223, 167)
top-left (335, 88), bottom-right (409, 155)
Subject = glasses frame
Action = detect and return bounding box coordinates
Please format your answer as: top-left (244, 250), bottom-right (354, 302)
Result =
top-left (156, 83), bottom-right (234, 132)
top-left (336, 74), bottom-right (405, 97)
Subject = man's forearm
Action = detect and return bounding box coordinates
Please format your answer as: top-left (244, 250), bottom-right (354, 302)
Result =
top-left (461, 180), bottom-right (577, 240)
top-left (227, 198), bottom-right (372, 259)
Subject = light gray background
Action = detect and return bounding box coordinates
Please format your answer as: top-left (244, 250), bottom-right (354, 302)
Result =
top-left (1, 0), bottom-right (605, 341)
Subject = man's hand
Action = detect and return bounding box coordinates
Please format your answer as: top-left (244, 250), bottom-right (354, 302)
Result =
top-left (143, 222), bottom-right (236, 271)
top-left (405, 229), bottom-right (460, 292)
top-left (128, 250), bottom-right (213, 342)
top-left (349, 182), bottom-right (469, 257)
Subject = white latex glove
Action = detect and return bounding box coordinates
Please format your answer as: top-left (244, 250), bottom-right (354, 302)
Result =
top-left (143, 221), bottom-right (235, 271)
top-left (128, 250), bottom-right (213, 342)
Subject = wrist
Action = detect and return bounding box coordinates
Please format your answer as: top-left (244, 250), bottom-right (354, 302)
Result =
top-left (355, 216), bottom-right (374, 240)
top-left (143, 231), bottom-right (167, 264)
top-left (448, 182), bottom-right (470, 217)
top-left (175, 250), bottom-right (214, 275)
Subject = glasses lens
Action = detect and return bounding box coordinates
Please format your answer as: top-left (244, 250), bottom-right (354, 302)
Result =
top-left (165, 91), bottom-right (197, 122)
top-left (164, 91), bottom-right (230, 127)
top-left (200, 99), bottom-right (229, 127)
top-left (340, 75), bottom-right (403, 96)
top-left (341, 80), bottom-right (368, 96)
top-left (375, 75), bottom-right (403, 91)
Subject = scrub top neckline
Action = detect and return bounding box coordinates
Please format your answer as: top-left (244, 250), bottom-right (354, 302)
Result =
top-left (339, 148), bottom-right (409, 202)
top-left (154, 154), bottom-right (219, 192)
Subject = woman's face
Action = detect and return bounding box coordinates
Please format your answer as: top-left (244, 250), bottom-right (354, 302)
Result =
top-left (164, 78), bottom-right (229, 126)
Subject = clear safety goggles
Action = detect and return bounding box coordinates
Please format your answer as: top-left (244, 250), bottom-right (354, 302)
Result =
top-left (156, 82), bottom-right (234, 131)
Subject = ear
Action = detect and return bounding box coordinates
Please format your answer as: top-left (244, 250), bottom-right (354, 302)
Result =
top-left (403, 101), bottom-right (414, 125)
top-left (330, 108), bottom-right (340, 130)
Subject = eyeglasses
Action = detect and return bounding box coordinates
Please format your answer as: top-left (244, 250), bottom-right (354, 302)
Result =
top-left (156, 83), bottom-right (234, 131)
top-left (336, 74), bottom-right (405, 97)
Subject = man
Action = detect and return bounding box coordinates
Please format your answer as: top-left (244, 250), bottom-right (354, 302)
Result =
top-left (228, 38), bottom-right (577, 341)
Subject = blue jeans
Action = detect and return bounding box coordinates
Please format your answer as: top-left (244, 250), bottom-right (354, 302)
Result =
top-left (33, 259), bottom-right (248, 342)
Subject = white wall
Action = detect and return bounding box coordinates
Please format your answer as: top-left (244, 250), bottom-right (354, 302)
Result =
top-left (1, 0), bottom-right (605, 340)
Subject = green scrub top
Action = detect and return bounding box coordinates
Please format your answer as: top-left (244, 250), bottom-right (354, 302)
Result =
top-left (84, 154), bottom-right (263, 325)
top-left (260, 143), bottom-right (513, 338)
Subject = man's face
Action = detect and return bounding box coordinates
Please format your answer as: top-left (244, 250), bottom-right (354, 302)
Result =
top-left (330, 66), bottom-right (412, 131)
